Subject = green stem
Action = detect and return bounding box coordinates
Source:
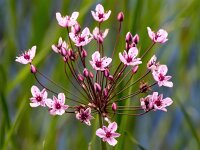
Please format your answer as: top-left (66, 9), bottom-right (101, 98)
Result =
top-left (98, 114), bottom-right (107, 150)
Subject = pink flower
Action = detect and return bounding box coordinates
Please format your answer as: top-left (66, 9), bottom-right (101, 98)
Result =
top-left (29, 85), bottom-right (48, 107)
top-left (147, 55), bottom-right (159, 71)
top-left (91, 4), bottom-right (111, 22)
top-left (152, 65), bottom-right (173, 87)
top-left (69, 27), bottom-right (93, 46)
top-left (93, 27), bottom-right (109, 43)
top-left (96, 122), bottom-right (120, 146)
top-left (147, 27), bottom-right (168, 43)
top-left (151, 92), bottom-right (173, 112)
top-left (140, 95), bottom-right (154, 112)
top-left (90, 51), bottom-right (112, 71)
top-left (46, 93), bottom-right (69, 115)
top-left (15, 46), bottom-right (36, 64)
top-left (51, 37), bottom-right (68, 54)
top-left (119, 47), bottom-right (142, 66)
top-left (56, 12), bottom-right (79, 28)
top-left (76, 108), bottom-right (94, 126)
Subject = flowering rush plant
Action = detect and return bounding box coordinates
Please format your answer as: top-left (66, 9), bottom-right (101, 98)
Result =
top-left (16, 4), bottom-right (173, 148)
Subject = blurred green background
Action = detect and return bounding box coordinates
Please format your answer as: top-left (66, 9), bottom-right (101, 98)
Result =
top-left (0, 0), bottom-right (200, 149)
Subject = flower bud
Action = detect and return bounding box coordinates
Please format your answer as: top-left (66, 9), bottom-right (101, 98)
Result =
top-left (94, 82), bottom-right (101, 93)
top-left (63, 56), bottom-right (68, 62)
top-left (132, 65), bottom-right (139, 74)
top-left (61, 47), bottom-right (67, 56)
top-left (78, 74), bottom-right (84, 82)
top-left (107, 75), bottom-right (113, 81)
top-left (125, 32), bottom-right (133, 43)
top-left (103, 88), bottom-right (108, 97)
top-left (81, 49), bottom-right (87, 58)
top-left (117, 12), bottom-right (124, 22)
top-left (83, 68), bottom-right (89, 77)
top-left (133, 34), bottom-right (139, 44)
top-left (112, 103), bottom-right (117, 111)
top-left (104, 69), bottom-right (110, 77)
top-left (89, 72), bottom-right (94, 78)
top-left (68, 49), bottom-right (73, 57)
top-left (30, 65), bottom-right (37, 74)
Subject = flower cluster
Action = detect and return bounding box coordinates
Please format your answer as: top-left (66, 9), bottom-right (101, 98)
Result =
top-left (16, 4), bottom-right (173, 147)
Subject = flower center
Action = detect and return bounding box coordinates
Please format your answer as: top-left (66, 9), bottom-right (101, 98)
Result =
top-left (98, 13), bottom-right (104, 19)
top-left (24, 54), bottom-right (30, 60)
top-left (81, 113), bottom-right (88, 120)
top-left (78, 36), bottom-right (85, 43)
top-left (158, 74), bottom-right (165, 81)
top-left (155, 100), bottom-right (162, 106)
top-left (126, 56), bottom-right (132, 63)
top-left (36, 96), bottom-right (42, 102)
top-left (106, 132), bottom-right (112, 138)
top-left (95, 61), bottom-right (102, 67)
top-left (55, 103), bottom-right (61, 109)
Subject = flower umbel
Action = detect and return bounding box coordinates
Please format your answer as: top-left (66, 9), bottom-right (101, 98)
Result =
top-left (16, 3), bottom-right (173, 148)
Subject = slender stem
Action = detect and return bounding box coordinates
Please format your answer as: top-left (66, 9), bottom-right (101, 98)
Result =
top-left (140, 42), bottom-right (155, 59)
top-left (98, 114), bottom-right (107, 150)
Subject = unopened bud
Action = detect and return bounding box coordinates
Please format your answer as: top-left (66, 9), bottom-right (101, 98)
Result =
top-left (89, 72), bottom-right (94, 78)
top-left (98, 36), bottom-right (104, 44)
top-left (125, 32), bottom-right (133, 43)
top-left (104, 69), bottom-right (110, 77)
top-left (78, 74), bottom-right (84, 82)
top-left (30, 65), bottom-right (37, 74)
top-left (81, 49), bottom-right (87, 58)
top-left (61, 47), bottom-right (67, 56)
top-left (103, 88), bottom-right (108, 97)
top-left (63, 56), bottom-right (68, 62)
top-left (132, 65), bottom-right (139, 74)
top-left (68, 49), bottom-right (72, 57)
top-left (112, 103), bottom-right (117, 111)
top-left (108, 75), bottom-right (114, 81)
top-left (133, 34), bottom-right (139, 44)
top-left (94, 83), bottom-right (101, 93)
top-left (117, 12), bottom-right (124, 22)
top-left (83, 68), bottom-right (89, 77)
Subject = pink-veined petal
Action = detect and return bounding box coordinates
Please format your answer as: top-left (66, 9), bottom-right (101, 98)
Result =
top-left (108, 122), bottom-right (118, 132)
top-left (31, 85), bottom-right (40, 97)
top-left (106, 137), bottom-right (118, 146)
top-left (58, 93), bottom-right (65, 104)
top-left (96, 128), bottom-right (106, 138)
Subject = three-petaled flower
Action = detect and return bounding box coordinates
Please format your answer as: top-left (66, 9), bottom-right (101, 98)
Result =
top-left (93, 27), bottom-right (109, 43)
top-left (15, 46), bottom-right (36, 64)
top-left (152, 65), bottom-right (173, 87)
top-left (76, 107), bottom-right (94, 126)
top-left (56, 12), bottom-right (79, 28)
top-left (147, 27), bottom-right (168, 43)
top-left (119, 47), bottom-right (142, 66)
top-left (91, 4), bottom-right (111, 22)
top-left (52, 37), bottom-right (68, 55)
top-left (96, 122), bottom-right (120, 146)
top-left (46, 93), bottom-right (69, 115)
top-left (140, 92), bottom-right (173, 112)
top-left (29, 85), bottom-right (48, 107)
top-left (90, 51), bottom-right (112, 71)
top-left (69, 27), bottom-right (93, 47)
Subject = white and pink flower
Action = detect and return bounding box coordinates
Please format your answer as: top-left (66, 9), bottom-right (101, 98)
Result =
top-left (46, 93), bottom-right (69, 115)
top-left (69, 27), bottom-right (93, 47)
top-left (51, 37), bottom-right (68, 54)
top-left (140, 95), bottom-right (154, 112)
top-left (147, 55), bottom-right (159, 71)
top-left (90, 51), bottom-right (112, 71)
top-left (91, 4), bottom-right (111, 22)
top-left (15, 46), bottom-right (36, 64)
top-left (96, 122), bottom-right (120, 146)
top-left (29, 85), bottom-right (48, 107)
top-left (56, 12), bottom-right (79, 28)
top-left (147, 27), bottom-right (168, 43)
top-left (76, 108), bottom-right (94, 126)
top-left (93, 27), bottom-right (109, 43)
top-left (119, 47), bottom-right (142, 66)
top-left (152, 65), bottom-right (173, 87)
top-left (151, 92), bottom-right (173, 112)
